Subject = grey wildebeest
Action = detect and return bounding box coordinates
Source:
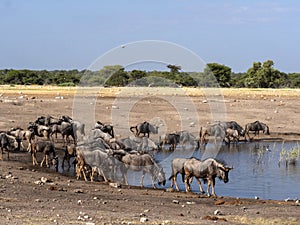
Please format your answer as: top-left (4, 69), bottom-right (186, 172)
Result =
top-left (245, 121), bottom-right (270, 141)
top-left (60, 115), bottom-right (85, 141)
top-left (76, 146), bottom-right (113, 182)
top-left (159, 133), bottom-right (180, 151)
top-left (50, 122), bottom-right (76, 145)
top-left (219, 121), bottom-right (245, 138)
top-left (169, 158), bottom-right (194, 191)
top-left (0, 132), bottom-right (19, 160)
top-left (119, 153), bottom-right (166, 188)
top-left (130, 121), bottom-right (158, 138)
top-left (30, 140), bottom-right (56, 168)
top-left (199, 124), bottom-right (226, 145)
top-left (184, 158), bottom-right (232, 196)
top-left (121, 136), bottom-right (159, 152)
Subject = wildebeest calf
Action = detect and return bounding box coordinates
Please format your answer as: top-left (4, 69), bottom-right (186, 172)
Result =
top-left (31, 140), bottom-right (56, 167)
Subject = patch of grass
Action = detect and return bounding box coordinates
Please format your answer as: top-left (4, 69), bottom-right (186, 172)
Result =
top-left (279, 144), bottom-right (300, 167)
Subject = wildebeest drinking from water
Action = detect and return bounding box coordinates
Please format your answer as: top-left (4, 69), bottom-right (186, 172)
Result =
top-left (184, 158), bottom-right (232, 196)
top-left (116, 152), bottom-right (166, 188)
top-left (130, 121), bottom-right (158, 138)
top-left (245, 121), bottom-right (270, 141)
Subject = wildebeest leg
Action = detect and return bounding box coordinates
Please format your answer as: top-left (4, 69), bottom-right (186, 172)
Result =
top-left (173, 173), bottom-right (179, 191)
top-left (123, 169), bottom-right (129, 185)
top-left (211, 178), bottom-right (217, 197)
top-left (140, 171), bottom-right (145, 187)
top-left (184, 173), bottom-right (192, 192)
top-left (151, 174), bottom-right (156, 189)
top-left (98, 167), bottom-right (108, 182)
top-left (196, 178), bottom-right (205, 194)
top-left (40, 155), bottom-right (46, 167)
top-left (206, 179), bottom-right (211, 197)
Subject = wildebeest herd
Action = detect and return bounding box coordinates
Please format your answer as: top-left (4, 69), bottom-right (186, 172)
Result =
top-left (0, 115), bottom-right (270, 196)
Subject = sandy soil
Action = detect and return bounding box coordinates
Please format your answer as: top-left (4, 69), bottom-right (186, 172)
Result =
top-left (0, 86), bottom-right (299, 225)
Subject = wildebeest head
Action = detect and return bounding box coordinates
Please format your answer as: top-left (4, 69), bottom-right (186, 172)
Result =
top-left (263, 125), bottom-right (270, 135)
top-left (216, 165), bottom-right (232, 183)
top-left (156, 168), bottom-right (166, 186)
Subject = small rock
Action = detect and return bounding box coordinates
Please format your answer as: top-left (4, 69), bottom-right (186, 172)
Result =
top-left (77, 200), bottom-right (83, 205)
top-left (112, 105), bottom-right (119, 109)
top-left (109, 182), bottom-right (121, 188)
top-left (202, 100), bottom-right (208, 103)
top-left (140, 217), bottom-right (148, 223)
top-left (214, 209), bottom-right (221, 215)
top-left (255, 196), bottom-right (259, 200)
top-left (189, 122), bottom-right (195, 127)
top-left (186, 201), bottom-right (195, 205)
top-left (172, 200), bottom-right (179, 204)
top-left (74, 189), bottom-right (84, 194)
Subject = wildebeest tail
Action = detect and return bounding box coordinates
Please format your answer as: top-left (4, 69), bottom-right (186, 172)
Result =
top-left (130, 126), bottom-right (137, 135)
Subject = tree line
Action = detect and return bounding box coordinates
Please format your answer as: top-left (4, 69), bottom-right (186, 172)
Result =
top-left (0, 60), bottom-right (299, 88)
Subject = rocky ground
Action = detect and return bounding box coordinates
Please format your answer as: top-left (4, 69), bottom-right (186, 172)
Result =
top-left (0, 87), bottom-right (299, 224)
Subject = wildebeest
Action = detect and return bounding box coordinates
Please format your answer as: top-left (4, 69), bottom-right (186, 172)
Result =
top-left (130, 121), bottom-right (158, 138)
top-left (159, 133), bottom-right (180, 151)
top-left (219, 121), bottom-right (245, 137)
top-left (50, 122), bottom-right (76, 145)
top-left (60, 115), bottom-right (85, 141)
top-left (245, 121), bottom-right (270, 141)
top-left (8, 127), bottom-right (35, 151)
top-left (184, 158), bottom-right (232, 196)
top-left (95, 121), bottom-right (115, 138)
top-left (74, 152), bottom-right (93, 181)
top-left (0, 132), bottom-right (19, 160)
top-left (28, 123), bottom-right (51, 140)
top-left (176, 130), bottom-right (198, 149)
top-left (225, 128), bottom-right (239, 144)
top-left (30, 140), bottom-right (56, 167)
top-left (76, 146), bottom-right (113, 182)
top-left (121, 136), bottom-right (159, 152)
top-left (119, 152), bottom-right (166, 188)
top-left (169, 158), bottom-right (193, 191)
top-left (199, 124), bottom-right (226, 145)
top-left (62, 143), bottom-right (76, 170)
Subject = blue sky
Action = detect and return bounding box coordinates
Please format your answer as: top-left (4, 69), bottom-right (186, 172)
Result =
top-left (1, 0), bottom-right (300, 72)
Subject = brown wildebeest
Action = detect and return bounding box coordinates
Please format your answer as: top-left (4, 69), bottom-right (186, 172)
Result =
top-left (130, 121), bottom-right (158, 138)
top-left (184, 158), bottom-right (232, 196)
top-left (31, 140), bottom-right (56, 168)
top-left (62, 143), bottom-right (76, 170)
top-left (245, 121), bottom-right (270, 141)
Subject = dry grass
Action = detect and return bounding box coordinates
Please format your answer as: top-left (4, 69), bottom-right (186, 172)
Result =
top-left (1, 85), bottom-right (299, 98)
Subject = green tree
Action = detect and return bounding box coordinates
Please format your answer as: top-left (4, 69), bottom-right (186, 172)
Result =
top-left (245, 60), bottom-right (287, 88)
top-left (167, 64), bottom-right (181, 74)
top-left (203, 63), bottom-right (232, 87)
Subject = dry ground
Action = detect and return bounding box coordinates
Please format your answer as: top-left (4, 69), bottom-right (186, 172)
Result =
top-left (0, 86), bottom-right (299, 225)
